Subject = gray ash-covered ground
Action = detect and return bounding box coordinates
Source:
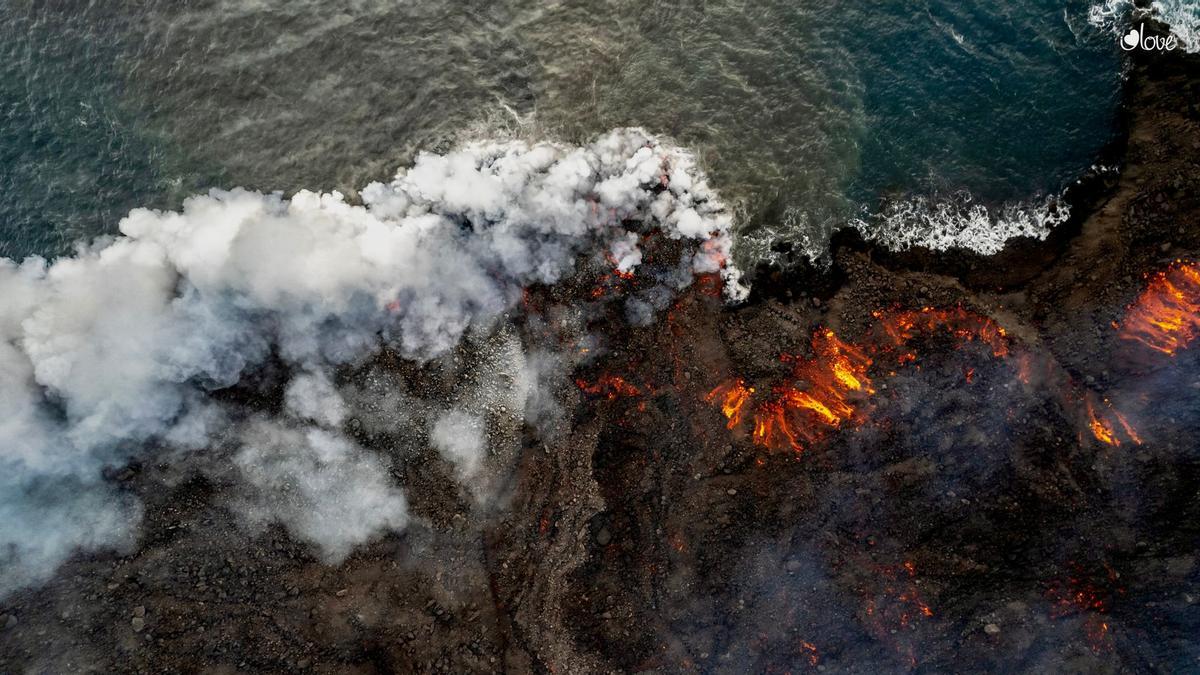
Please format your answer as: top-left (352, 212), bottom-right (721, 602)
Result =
top-left (3, 32), bottom-right (1200, 675)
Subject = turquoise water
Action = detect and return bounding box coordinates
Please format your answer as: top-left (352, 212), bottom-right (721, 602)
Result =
top-left (1, 1), bottom-right (1123, 265)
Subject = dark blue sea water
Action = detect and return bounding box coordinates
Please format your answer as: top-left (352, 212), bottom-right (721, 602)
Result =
top-left (0, 1), bottom-right (1131, 264)
top-left (845, 2), bottom-right (1118, 202)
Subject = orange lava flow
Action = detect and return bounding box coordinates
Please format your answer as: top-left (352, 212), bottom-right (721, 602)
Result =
top-left (755, 329), bottom-right (875, 451)
top-left (576, 374), bottom-right (642, 400)
top-left (1084, 394), bottom-right (1143, 447)
top-left (1087, 404), bottom-right (1119, 446)
top-left (708, 328), bottom-right (873, 453)
top-left (702, 303), bottom-right (1153, 454)
top-left (705, 379), bottom-right (753, 430)
top-left (799, 641), bottom-right (820, 666)
top-left (873, 306), bottom-right (1011, 358)
top-left (1118, 260), bottom-right (1200, 355)
top-left (707, 311), bottom-right (1013, 453)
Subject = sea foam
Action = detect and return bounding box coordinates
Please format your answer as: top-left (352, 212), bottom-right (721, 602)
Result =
top-left (852, 192), bottom-right (1071, 256)
top-left (1089, 0), bottom-right (1200, 53)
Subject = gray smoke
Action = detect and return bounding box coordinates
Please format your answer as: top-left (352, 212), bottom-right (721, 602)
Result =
top-left (286, 370), bottom-right (349, 428)
top-left (232, 420), bottom-right (409, 564)
top-left (0, 128), bottom-right (745, 597)
top-left (431, 410), bottom-right (487, 481)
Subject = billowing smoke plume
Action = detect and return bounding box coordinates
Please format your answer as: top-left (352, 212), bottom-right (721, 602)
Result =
top-left (0, 128), bottom-right (745, 597)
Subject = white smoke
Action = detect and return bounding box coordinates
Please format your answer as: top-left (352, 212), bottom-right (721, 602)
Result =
top-left (232, 421), bottom-right (408, 563)
top-left (286, 370), bottom-right (348, 428)
top-left (424, 328), bottom-right (560, 503)
top-left (430, 410), bottom-right (487, 481)
top-left (0, 128), bottom-right (745, 597)
top-left (1089, 0), bottom-right (1200, 53)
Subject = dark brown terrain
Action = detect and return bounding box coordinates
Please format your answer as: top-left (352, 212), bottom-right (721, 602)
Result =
top-left (2, 27), bottom-right (1200, 675)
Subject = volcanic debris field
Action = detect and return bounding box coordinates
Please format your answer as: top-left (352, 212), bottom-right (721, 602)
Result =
top-left (4, 34), bottom-right (1200, 675)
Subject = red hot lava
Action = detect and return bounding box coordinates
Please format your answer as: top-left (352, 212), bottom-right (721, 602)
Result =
top-left (707, 379), bottom-right (753, 430)
top-left (872, 306), bottom-right (1010, 360)
top-left (798, 641), bottom-right (819, 667)
top-left (704, 303), bottom-right (1152, 453)
top-left (864, 561), bottom-right (934, 628)
top-left (706, 307), bottom-right (1015, 454)
top-left (577, 374), bottom-right (644, 401)
top-left (1083, 393), bottom-right (1142, 447)
top-left (1118, 260), bottom-right (1200, 356)
top-left (707, 328), bottom-right (873, 453)
top-left (861, 560), bottom-right (935, 668)
top-left (1045, 562), bottom-right (1125, 653)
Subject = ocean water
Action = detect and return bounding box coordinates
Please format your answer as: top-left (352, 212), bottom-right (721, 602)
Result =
top-left (0, 1), bottom-right (1145, 267)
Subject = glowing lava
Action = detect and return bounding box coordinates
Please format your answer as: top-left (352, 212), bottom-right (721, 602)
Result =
top-left (1118, 260), bottom-right (1200, 355)
top-left (1045, 562), bottom-right (1125, 653)
top-left (703, 302), bottom-right (1156, 454)
top-left (861, 560), bottom-right (935, 667)
top-left (799, 641), bottom-right (820, 666)
top-left (708, 328), bottom-right (873, 453)
top-left (707, 308), bottom-right (1017, 454)
top-left (873, 306), bottom-right (1011, 359)
top-left (1083, 394), bottom-right (1142, 447)
top-left (706, 379), bottom-right (753, 430)
top-left (577, 374), bottom-right (643, 400)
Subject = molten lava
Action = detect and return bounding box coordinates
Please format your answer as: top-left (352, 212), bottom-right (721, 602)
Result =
top-left (576, 374), bottom-right (643, 400)
top-left (604, 252), bottom-right (638, 281)
top-left (1045, 562), bottom-right (1125, 653)
top-left (873, 306), bottom-right (1010, 359)
top-left (705, 379), bottom-right (753, 430)
top-left (799, 641), bottom-right (819, 666)
top-left (708, 328), bottom-right (873, 453)
top-left (806, 328), bottom-right (876, 395)
top-left (706, 308), bottom-right (1019, 454)
top-left (861, 561), bottom-right (935, 667)
top-left (702, 300), bottom-right (1157, 455)
top-left (1083, 394), bottom-right (1142, 447)
top-left (1118, 260), bottom-right (1200, 355)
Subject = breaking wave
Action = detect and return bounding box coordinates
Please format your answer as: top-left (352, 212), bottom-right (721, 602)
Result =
top-left (1089, 0), bottom-right (1200, 52)
top-left (848, 0), bottom-right (1184, 259)
top-left (852, 192), bottom-right (1071, 256)
top-left (0, 128), bottom-right (745, 597)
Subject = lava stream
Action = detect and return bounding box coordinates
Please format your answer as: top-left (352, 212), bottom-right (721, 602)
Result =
top-left (1118, 260), bottom-right (1200, 355)
top-left (709, 327), bottom-right (874, 453)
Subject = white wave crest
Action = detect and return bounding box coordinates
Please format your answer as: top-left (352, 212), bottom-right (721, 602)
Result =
top-left (853, 192), bottom-right (1070, 256)
top-left (1089, 0), bottom-right (1200, 53)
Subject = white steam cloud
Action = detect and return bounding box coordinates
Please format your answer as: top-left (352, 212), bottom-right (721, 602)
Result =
top-left (431, 410), bottom-right (487, 481)
top-left (232, 421), bottom-right (408, 563)
top-left (0, 128), bottom-right (746, 597)
top-left (286, 370), bottom-right (348, 428)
